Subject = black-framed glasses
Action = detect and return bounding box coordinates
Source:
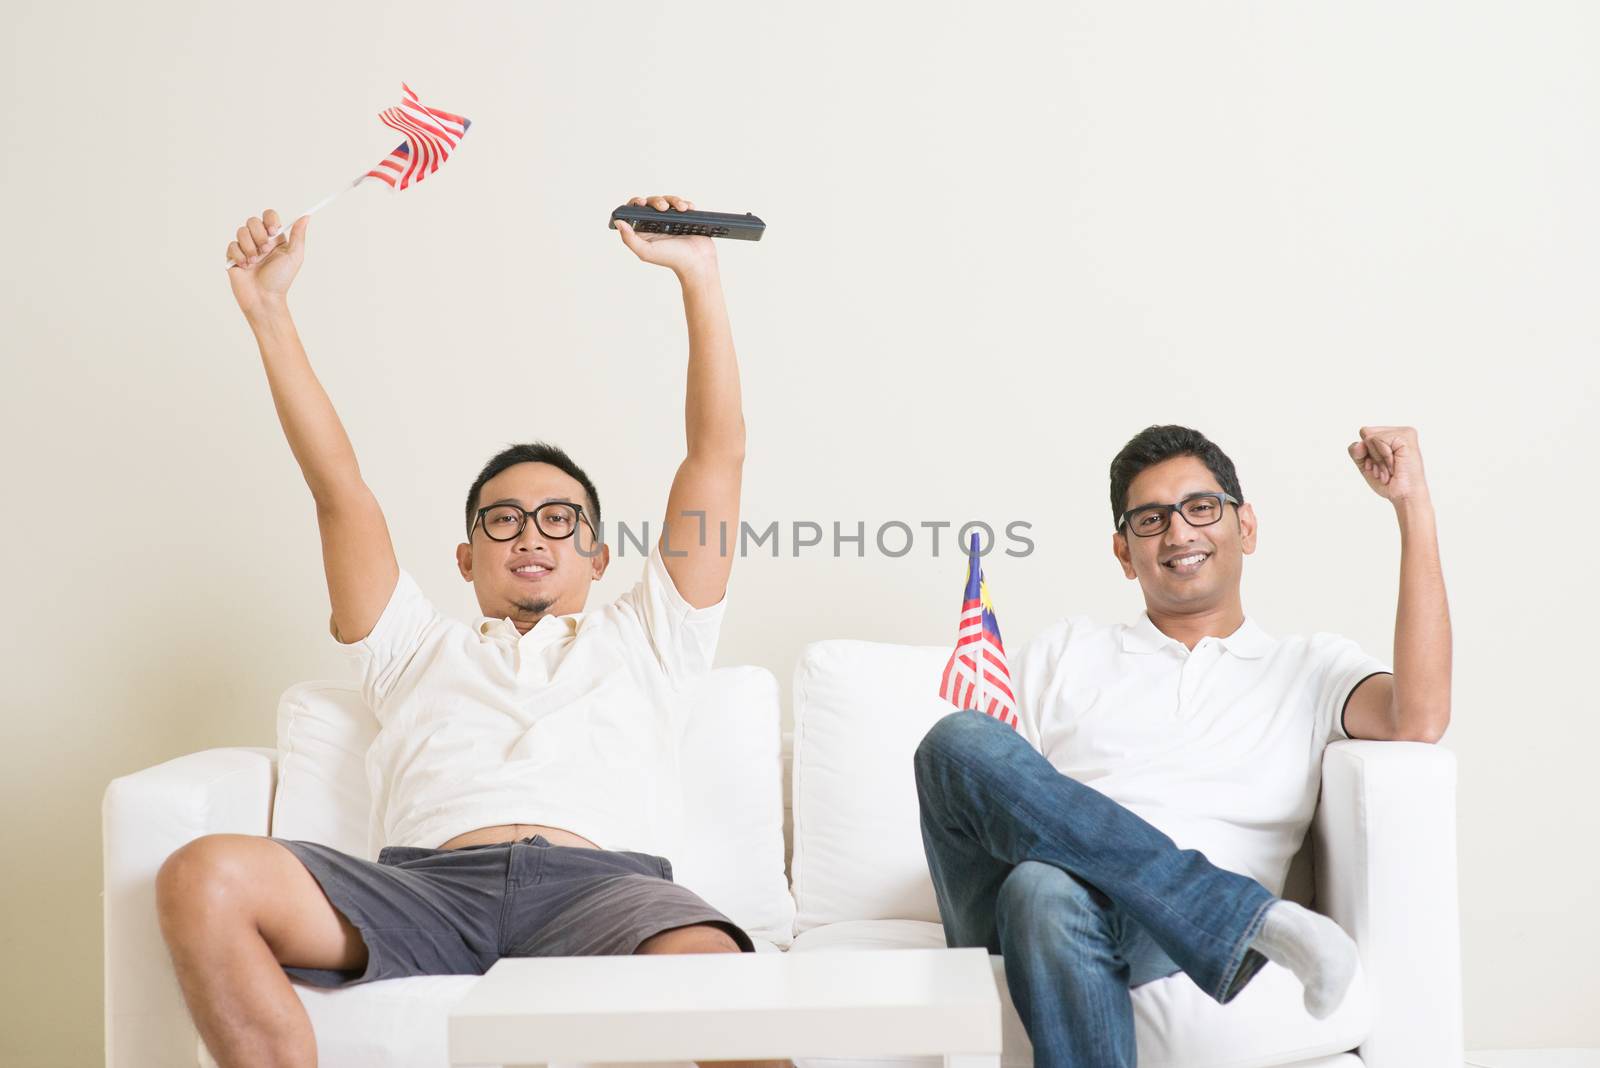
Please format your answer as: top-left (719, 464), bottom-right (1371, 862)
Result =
top-left (474, 501), bottom-right (597, 543)
top-left (1118, 492), bottom-right (1240, 537)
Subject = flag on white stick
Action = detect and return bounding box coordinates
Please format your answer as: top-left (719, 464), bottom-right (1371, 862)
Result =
top-left (227, 83), bottom-right (471, 267)
top-left (937, 533), bottom-right (1018, 728)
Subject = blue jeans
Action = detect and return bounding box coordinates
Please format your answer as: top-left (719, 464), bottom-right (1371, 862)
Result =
top-left (913, 712), bottom-right (1277, 1068)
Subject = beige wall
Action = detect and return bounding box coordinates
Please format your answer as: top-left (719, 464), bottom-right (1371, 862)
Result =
top-left (3, 1), bottom-right (1596, 1062)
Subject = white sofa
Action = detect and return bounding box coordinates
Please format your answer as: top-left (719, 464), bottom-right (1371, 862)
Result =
top-left (103, 640), bottom-right (1463, 1067)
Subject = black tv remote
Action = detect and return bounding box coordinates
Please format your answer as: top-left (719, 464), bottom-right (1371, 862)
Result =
top-left (609, 205), bottom-right (766, 241)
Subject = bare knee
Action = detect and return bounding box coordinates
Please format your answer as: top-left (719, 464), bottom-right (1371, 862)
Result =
top-left (636, 923), bottom-right (742, 955)
top-left (156, 834), bottom-right (262, 933)
top-left (163, 835), bottom-right (369, 975)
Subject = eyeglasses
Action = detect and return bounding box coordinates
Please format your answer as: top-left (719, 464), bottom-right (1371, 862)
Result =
top-left (474, 501), bottom-right (597, 543)
top-left (1117, 492), bottom-right (1240, 537)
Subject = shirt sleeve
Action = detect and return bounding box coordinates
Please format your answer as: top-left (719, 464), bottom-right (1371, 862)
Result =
top-left (330, 570), bottom-right (441, 712)
top-left (1312, 634), bottom-right (1393, 742)
top-left (612, 544), bottom-right (727, 687)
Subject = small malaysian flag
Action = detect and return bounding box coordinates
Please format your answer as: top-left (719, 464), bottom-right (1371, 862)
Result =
top-left (364, 83), bottom-right (471, 190)
top-left (937, 533), bottom-right (1018, 728)
top-left (224, 83), bottom-right (472, 269)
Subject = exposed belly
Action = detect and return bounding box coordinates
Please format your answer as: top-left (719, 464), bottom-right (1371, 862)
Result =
top-left (438, 824), bottom-right (600, 850)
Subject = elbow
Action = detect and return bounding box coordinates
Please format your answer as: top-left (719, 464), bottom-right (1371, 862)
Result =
top-left (1386, 682), bottom-right (1449, 743)
top-left (309, 472), bottom-right (372, 511)
top-left (690, 421), bottom-right (746, 467)
top-left (1394, 708), bottom-right (1450, 744)
top-left (725, 413), bottom-right (747, 462)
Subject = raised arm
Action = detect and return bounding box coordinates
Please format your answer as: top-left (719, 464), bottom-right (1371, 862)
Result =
top-left (1340, 426), bottom-right (1452, 743)
top-left (225, 209), bottom-right (399, 642)
top-left (614, 195), bottom-right (745, 609)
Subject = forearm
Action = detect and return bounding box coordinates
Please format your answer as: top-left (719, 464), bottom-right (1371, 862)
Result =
top-left (677, 266), bottom-right (745, 463)
top-left (244, 300), bottom-right (366, 503)
top-left (1390, 498), bottom-right (1452, 738)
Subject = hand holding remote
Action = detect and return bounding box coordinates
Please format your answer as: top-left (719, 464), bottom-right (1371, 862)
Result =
top-left (613, 195), bottom-right (718, 281)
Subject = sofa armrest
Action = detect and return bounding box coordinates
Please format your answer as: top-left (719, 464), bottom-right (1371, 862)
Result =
top-left (1313, 740), bottom-right (1462, 1068)
top-left (102, 747), bottom-right (277, 1068)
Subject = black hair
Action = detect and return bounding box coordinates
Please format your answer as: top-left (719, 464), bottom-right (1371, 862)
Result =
top-left (1108, 425), bottom-right (1243, 526)
top-left (464, 442), bottom-right (602, 538)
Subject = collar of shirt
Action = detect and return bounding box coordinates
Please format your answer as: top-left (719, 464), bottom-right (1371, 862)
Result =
top-left (1121, 612), bottom-right (1276, 659)
top-left (475, 612), bottom-right (582, 644)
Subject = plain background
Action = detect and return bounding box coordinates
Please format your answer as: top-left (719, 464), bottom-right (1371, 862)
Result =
top-left (3, 1), bottom-right (1596, 1062)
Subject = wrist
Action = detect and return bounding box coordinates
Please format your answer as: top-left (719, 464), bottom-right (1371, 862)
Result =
top-left (242, 295), bottom-right (293, 330)
top-left (674, 258), bottom-right (722, 291)
top-left (1393, 492), bottom-right (1436, 527)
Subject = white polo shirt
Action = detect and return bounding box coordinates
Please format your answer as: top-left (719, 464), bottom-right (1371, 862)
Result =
top-left (1015, 614), bottom-right (1389, 895)
top-left (337, 545), bottom-right (724, 857)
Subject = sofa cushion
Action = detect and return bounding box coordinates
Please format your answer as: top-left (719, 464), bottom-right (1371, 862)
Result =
top-left (790, 641), bottom-right (955, 933)
top-left (788, 920), bottom-right (1369, 1068)
top-left (672, 667), bottom-right (796, 946)
top-left (270, 668), bottom-right (795, 947)
top-left (272, 681), bottom-right (376, 859)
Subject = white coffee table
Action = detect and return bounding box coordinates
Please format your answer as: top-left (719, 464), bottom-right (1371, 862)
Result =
top-left (448, 947), bottom-right (1003, 1068)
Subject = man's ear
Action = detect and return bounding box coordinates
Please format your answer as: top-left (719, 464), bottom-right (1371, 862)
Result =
top-left (456, 542), bottom-right (473, 581)
top-left (1238, 502), bottom-right (1258, 556)
top-left (1112, 531), bottom-right (1137, 580)
top-left (590, 543), bottom-right (611, 581)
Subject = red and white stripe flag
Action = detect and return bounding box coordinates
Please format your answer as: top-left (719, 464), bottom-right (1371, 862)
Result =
top-left (364, 83), bottom-right (472, 190)
top-left (938, 533), bottom-right (1018, 728)
top-left (226, 83), bottom-right (471, 268)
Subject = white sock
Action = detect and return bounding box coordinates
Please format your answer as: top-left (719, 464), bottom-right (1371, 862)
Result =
top-left (1248, 901), bottom-right (1359, 1018)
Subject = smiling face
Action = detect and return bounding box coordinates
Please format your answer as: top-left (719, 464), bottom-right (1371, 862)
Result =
top-left (1111, 455), bottom-right (1257, 621)
top-left (455, 461), bottom-right (609, 630)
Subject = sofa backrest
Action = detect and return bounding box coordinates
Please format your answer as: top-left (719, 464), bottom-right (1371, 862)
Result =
top-left (269, 667), bottom-right (796, 946)
top-left (788, 640), bottom-right (1319, 937)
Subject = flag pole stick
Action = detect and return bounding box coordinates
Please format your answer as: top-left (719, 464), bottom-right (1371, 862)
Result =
top-left (222, 175), bottom-right (364, 269)
top-left (973, 534), bottom-right (985, 716)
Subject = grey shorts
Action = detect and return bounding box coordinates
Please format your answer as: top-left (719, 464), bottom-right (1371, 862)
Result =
top-left (272, 835), bottom-right (753, 988)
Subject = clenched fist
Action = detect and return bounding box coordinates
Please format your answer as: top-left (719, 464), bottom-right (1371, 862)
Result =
top-left (1348, 426), bottom-right (1430, 506)
top-left (225, 208), bottom-right (308, 316)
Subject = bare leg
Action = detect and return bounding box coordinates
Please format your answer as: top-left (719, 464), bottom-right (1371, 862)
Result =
top-left (636, 924), bottom-right (791, 1068)
top-left (156, 834), bottom-right (368, 1068)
